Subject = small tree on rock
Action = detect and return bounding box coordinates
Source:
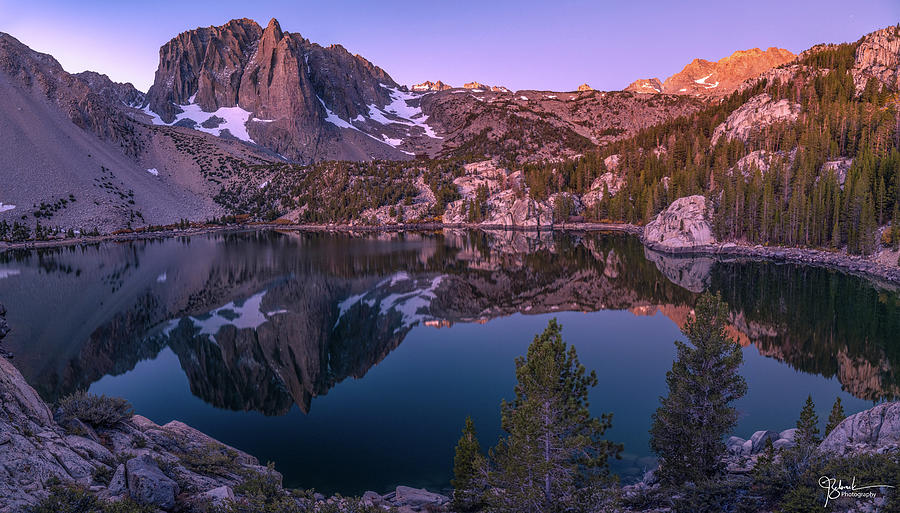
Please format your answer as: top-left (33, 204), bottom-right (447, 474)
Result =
top-left (649, 291), bottom-right (748, 486)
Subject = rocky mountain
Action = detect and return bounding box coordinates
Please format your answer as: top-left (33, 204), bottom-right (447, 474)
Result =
top-left (624, 78), bottom-right (662, 94)
top-left (629, 47), bottom-right (796, 96)
top-left (411, 80), bottom-right (452, 92)
top-left (144, 18), bottom-right (434, 162)
top-left (0, 32), bottom-right (278, 232)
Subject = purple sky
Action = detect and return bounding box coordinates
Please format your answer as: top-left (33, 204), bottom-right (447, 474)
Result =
top-left (1, 0), bottom-right (897, 92)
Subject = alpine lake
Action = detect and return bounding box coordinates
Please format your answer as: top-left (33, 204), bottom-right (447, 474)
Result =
top-left (1, 229), bottom-right (898, 495)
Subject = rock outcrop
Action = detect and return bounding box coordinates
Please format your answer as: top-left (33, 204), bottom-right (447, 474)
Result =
top-left (819, 401), bottom-right (900, 456)
top-left (411, 80), bottom-right (453, 92)
top-left (627, 47), bottom-right (795, 97)
top-left (710, 93), bottom-right (801, 145)
top-left (577, 83), bottom-right (594, 91)
top-left (463, 81), bottom-right (489, 90)
top-left (643, 195), bottom-right (716, 251)
top-left (0, 349), bottom-right (271, 511)
top-left (624, 78), bottom-right (663, 94)
top-left (851, 26), bottom-right (900, 93)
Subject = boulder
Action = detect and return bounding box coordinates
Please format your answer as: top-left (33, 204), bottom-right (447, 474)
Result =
top-left (107, 464), bottom-right (127, 496)
top-left (779, 428), bottom-right (798, 442)
top-left (200, 485), bottom-right (234, 506)
top-left (126, 455), bottom-right (179, 509)
top-left (740, 439), bottom-right (753, 456)
top-left (819, 401), bottom-right (900, 456)
top-left (749, 430), bottom-right (781, 453)
top-left (643, 195), bottom-right (715, 252)
top-left (773, 439), bottom-right (796, 451)
top-left (726, 436), bottom-right (746, 455)
top-left (393, 486), bottom-right (449, 507)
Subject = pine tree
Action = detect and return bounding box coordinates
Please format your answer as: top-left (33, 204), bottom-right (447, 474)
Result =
top-left (488, 319), bottom-right (621, 513)
top-left (649, 292), bottom-right (748, 486)
top-left (796, 395), bottom-right (821, 447)
top-left (825, 397), bottom-right (846, 436)
top-left (452, 417), bottom-right (486, 512)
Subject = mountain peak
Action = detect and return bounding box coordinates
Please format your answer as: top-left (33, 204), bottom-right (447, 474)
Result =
top-left (627, 46), bottom-right (797, 96)
top-left (264, 18), bottom-right (283, 40)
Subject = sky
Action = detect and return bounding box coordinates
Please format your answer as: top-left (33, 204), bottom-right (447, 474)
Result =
top-left (1, 0), bottom-right (898, 93)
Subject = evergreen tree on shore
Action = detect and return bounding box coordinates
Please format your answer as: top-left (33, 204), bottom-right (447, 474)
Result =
top-left (825, 397), bottom-right (846, 436)
top-left (649, 292), bottom-right (748, 485)
top-left (451, 417), bottom-right (486, 512)
top-left (796, 395), bottom-right (821, 447)
top-left (488, 319), bottom-right (622, 513)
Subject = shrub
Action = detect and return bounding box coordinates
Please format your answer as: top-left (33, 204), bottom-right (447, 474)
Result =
top-left (178, 442), bottom-right (241, 476)
top-left (58, 391), bottom-right (133, 428)
top-left (28, 485), bottom-right (154, 513)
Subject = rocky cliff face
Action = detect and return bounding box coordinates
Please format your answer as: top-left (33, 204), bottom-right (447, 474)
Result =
top-left (710, 93), bottom-right (801, 145)
top-left (851, 26), bottom-right (900, 92)
top-left (145, 18), bottom-right (428, 163)
top-left (628, 47), bottom-right (795, 97)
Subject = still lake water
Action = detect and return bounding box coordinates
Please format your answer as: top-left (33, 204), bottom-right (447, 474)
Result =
top-left (1, 230), bottom-right (899, 494)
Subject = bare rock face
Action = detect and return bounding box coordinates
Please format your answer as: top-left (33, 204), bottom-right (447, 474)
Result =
top-left (577, 83), bottom-right (594, 91)
top-left (582, 171), bottom-right (625, 209)
top-left (729, 148), bottom-right (795, 177)
top-left (412, 80), bottom-right (452, 92)
top-left (145, 18), bottom-right (405, 162)
top-left (463, 81), bottom-right (489, 90)
top-left (819, 401), bottom-right (900, 456)
top-left (74, 71), bottom-right (145, 107)
top-left (710, 93), bottom-right (801, 145)
top-left (627, 48), bottom-right (794, 97)
top-left (663, 47), bottom-right (795, 96)
top-left (624, 78), bottom-right (662, 94)
top-left (643, 195), bottom-right (715, 251)
top-left (147, 18), bottom-right (262, 122)
top-left (852, 26), bottom-right (900, 93)
top-left (820, 158), bottom-right (853, 187)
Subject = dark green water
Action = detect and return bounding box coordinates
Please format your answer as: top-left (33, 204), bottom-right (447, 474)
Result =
top-left (1, 230), bottom-right (898, 495)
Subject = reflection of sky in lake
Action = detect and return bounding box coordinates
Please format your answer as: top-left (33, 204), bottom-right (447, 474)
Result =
top-left (90, 307), bottom-right (874, 495)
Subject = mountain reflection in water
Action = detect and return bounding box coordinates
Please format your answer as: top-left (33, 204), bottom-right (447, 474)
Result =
top-left (1, 229), bottom-right (898, 493)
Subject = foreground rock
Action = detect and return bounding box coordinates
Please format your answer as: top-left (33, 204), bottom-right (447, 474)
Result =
top-left (0, 353), bottom-right (271, 512)
top-left (819, 401), bottom-right (900, 456)
top-left (642, 195), bottom-right (716, 252)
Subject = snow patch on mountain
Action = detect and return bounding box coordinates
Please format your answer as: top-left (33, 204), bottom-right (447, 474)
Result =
top-left (0, 203), bottom-right (15, 213)
top-left (143, 102), bottom-right (256, 143)
top-left (366, 87), bottom-right (441, 139)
